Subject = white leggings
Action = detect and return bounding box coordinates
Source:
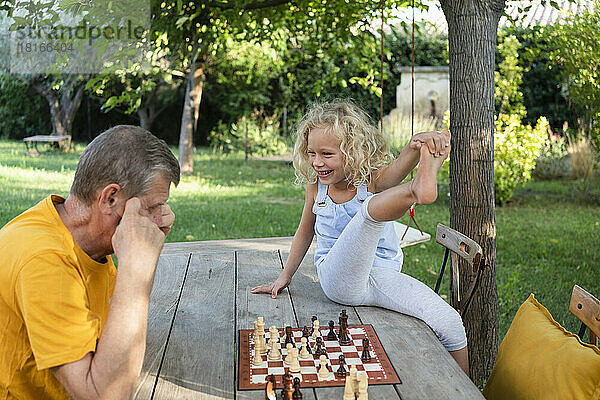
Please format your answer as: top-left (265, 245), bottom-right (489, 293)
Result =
top-left (316, 196), bottom-right (467, 352)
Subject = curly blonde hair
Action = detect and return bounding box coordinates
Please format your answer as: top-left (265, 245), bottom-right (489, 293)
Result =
top-left (292, 101), bottom-right (391, 187)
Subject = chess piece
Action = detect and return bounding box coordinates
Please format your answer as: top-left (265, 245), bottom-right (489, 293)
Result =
top-left (361, 338), bottom-right (371, 362)
top-left (292, 377), bottom-right (303, 399)
top-left (318, 354), bottom-right (329, 378)
top-left (357, 373), bottom-right (368, 400)
top-left (314, 336), bottom-right (325, 357)
top-left (284, 343), bottom-right (293, 365)
top-left (268, 329), bottom-right (281, 360)
top-left (265, 374), bottom-right (277, 400)
top-left (253, 348), bottom-right (264, 366)
top-left (338, 310), bottom-right (348, 338)
top-left (302, 326), bottom-right (310, 339)
top-left (326, 320), bottom-right (337, 341)
top-left (257, 317), bottom-right (267, 354)
top-left (310, 315), bottom-right (317, 335)
top-left (289, 347), bottom-right (301, 373)
top-left (349, 365), bottom-right (358, 391)
top-left (281, 373), bottom-right (294, 400)
top-left (338, 324), bottom-right (351, 346)
top-left (299, 337), bottom-right (310, 359)
top-left (312, 320), bottom-right (321, 339)
top-left (336, 354), bottom-right (348, 377)
top-left (284, 326), bottom-right (295, 346)
top-left (343, 366), bottom-right (356, 400)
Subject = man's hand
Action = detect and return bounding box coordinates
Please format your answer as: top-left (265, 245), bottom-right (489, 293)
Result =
top-left (409, 129), bottom-right (451, 157)
top-left (111, 197), bottom-right (165, 292)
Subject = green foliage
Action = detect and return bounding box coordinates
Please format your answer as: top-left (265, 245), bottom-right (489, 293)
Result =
top-left (495, 35), bottom-right (525, 118)
top-left (548, 3), bottom-right (600, 153)
top-left (208, 114), bottom-right (289, 157)
top-left (493, 33), bottom-right (549, 204)
top-left (494, 114), bottom-right (548, 204)
top-left (533, 133), bottom-right (571, 180)
top-left (0, 74), bottom-right (50, 139)
top-left (499, 26), bottom-right (577, 133)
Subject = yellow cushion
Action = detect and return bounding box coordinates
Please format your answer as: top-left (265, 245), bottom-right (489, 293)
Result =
top-left (483, 294), bottom-right (600, 400)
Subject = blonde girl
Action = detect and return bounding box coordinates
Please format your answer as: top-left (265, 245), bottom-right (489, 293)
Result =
top-left (251, 101), bottom-right (468, 373)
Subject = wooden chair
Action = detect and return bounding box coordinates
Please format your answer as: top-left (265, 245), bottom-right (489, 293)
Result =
top-left (569, 285), bottom-right (600, 346)
top-left (433, 223), bottom-right (485, 317)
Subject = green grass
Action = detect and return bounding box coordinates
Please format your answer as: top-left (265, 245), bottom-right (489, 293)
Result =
top-left (1, 139), bottom-right (598, 343)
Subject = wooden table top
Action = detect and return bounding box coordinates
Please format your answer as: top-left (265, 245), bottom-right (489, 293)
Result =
top-left (133, 235), bottom-right (484, 400)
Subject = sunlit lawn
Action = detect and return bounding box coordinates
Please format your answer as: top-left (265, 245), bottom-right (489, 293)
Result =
top-left (1, 139), bottom-right (598, 342)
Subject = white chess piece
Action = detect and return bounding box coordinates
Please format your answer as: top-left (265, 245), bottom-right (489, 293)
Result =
top-left (299, 337), bottom-right (310, 359)
top-left (257, 317), bottom-right (267, 354)
top-left (318, 355), bottom-right (329, 378)
top-left (252, 348), bottom-right (264, 366)
top-left (289, 347), bottom-right (301, 373)
top-left (268, 338), bottom-right (281, 360)
top-left (357, 372), bottom-right (368, 400)
top-left (312, 319), bottom-right (321, 339)
top-left (284, 343), bottom-right (293, 365)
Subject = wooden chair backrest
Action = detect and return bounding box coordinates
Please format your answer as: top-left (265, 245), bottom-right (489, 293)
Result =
top-left (434, 224), bottom-right (484, 314)
top-left (569, 285), bottom-right (600, 346)
top-left (435, 224), bottom-right (483, 274)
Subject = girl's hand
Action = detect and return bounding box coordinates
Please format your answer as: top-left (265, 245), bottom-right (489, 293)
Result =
top-left (251, 274), bottom-right (292, 299)
top-left (409, 129), bottom-right (451, 157)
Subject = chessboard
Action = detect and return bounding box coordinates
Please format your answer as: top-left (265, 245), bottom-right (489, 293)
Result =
top-left (237, 323), bottom-right (401, 390)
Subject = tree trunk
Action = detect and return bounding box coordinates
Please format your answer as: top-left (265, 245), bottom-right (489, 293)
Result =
top-left (440, 0), bottom-right (504, 386)
top-left (32, 78), bottom-right (85, 137)
top-left (178, 41), bottom-right (205, 175)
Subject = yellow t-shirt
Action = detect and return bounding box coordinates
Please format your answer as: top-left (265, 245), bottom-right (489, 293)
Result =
top-left (0, 195), bottom-right (116, 399)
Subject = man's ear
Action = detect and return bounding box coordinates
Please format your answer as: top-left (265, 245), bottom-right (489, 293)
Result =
top-left (97, 183), bottom-right (124, 215)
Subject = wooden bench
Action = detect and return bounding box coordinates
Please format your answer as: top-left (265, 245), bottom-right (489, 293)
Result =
top-left (23, 135), bottom-right (71, 155)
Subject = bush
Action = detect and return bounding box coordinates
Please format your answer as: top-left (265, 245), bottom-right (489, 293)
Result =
top-left (494, 114), bottom-right (548, 204)
top-left (0, 74), bottom-right (50, 139)
top-left (208, 114), bottom-right (289, 157)
top-left (567, 136), bottom-right (597, 179)
top-left (533, 133), bottom-right (571, 180)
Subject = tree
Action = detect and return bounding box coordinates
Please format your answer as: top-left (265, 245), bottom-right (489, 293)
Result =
top-left (153, 0), bottom-right (407, 173)
top-left (439, 0), bottom-right (505, 385)
top-left (549, 1), bottom-right (600, 151)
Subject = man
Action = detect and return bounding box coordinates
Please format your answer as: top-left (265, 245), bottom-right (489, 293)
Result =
top-left (0, 125), bottom-right (180, 399)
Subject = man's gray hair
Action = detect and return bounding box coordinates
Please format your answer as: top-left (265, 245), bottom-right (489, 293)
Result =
top-left (71, 125), bottom-right (180, 205)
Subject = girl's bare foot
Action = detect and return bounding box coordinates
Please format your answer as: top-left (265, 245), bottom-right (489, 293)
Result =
top-left (411, 145), bottom-right (449, 205)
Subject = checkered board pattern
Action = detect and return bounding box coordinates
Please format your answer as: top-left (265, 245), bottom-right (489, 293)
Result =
top-left (237, 324), bottom-right (401, 390)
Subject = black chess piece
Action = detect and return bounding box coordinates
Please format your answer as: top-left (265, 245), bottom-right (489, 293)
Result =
top-left (302, 326), bottom-right (310, 338)
top-left (264, 374), bottom-right (277, 400)
top-left (314, 336), bottom-right (325, 356)
top-left (310, 315), bottom-right (317, 335)
top-left (339, 324), bottom-right (352, 346)
top-left (281, 373), bottom-right (294, 400)
top-left (326, 320), bottom-right (337, 341)
top-left (335, 354), bottom-right (348, 377)
top-left (292, 377), bottom-right (303, 399)
top-left (361, 338), bottom-right (372, 362)
top-left (284, 326), bottom-right (295, 346)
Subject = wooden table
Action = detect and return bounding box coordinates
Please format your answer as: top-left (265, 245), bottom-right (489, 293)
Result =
top-left (134, 232), bottom-right (484, 400)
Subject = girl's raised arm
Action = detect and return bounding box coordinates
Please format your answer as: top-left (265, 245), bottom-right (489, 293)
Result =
top-left (251, 183), bottom-right (317, 298)
top-left (370, 130), bottom-right (450, 194)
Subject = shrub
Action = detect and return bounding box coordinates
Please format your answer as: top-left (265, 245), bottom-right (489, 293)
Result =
top-left (0, 74), bottom-right (50, 139)
top-left (567, 136), bottom-right (597, 179)
top-left (209, 114), bottom-right (289, 157)
top-left (533, 133), bottom-right (571, 180)
top-left (494, 114), bottom-right (548, 204)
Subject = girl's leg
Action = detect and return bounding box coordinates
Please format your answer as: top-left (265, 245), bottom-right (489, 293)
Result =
top-left (368, 145), bottom-right (447, 222)
top-left (363, 267), bottom-right (468, 373)
top-left (317, 196), bottom-right (386, 305)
